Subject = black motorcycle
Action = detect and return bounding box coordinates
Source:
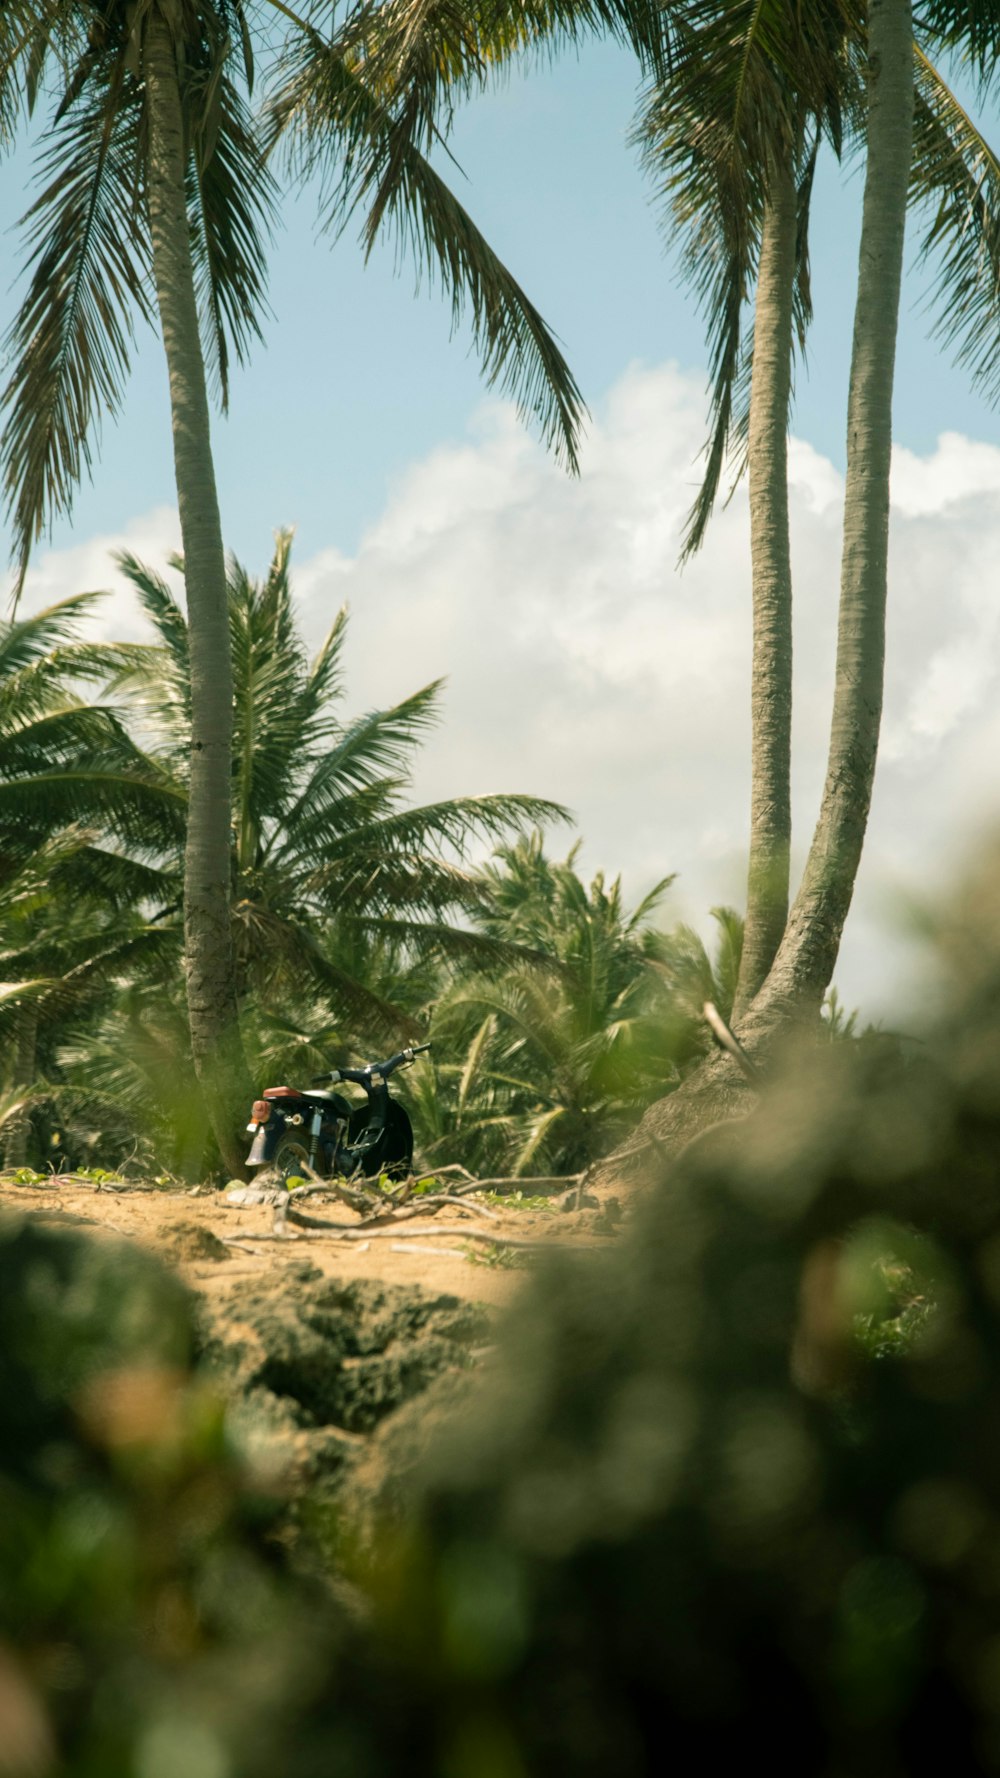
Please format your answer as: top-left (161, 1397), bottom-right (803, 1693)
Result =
top-left (245, 1044), bottom-right (430, 1185)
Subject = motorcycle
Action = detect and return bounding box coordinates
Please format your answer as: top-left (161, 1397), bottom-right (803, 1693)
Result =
top-left (245, 1043), bottom-right (431, 1186)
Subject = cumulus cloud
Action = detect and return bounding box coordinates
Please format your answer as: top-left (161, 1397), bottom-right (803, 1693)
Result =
top-left (9, 508), bottom-right (183, 640)
top-left (13, 363), bottom-right (1000, 1020)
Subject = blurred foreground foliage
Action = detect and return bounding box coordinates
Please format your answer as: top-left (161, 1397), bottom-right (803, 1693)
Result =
top-left (7, 848), bottom-right (1000, 1772)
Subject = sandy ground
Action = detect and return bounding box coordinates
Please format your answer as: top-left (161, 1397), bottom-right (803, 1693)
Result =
top-left (0, 1174), bottom-right (615, 1312)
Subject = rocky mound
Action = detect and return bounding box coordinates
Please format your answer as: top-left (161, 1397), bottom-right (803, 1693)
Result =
top-left (195, 1263), bottom-right (491, 1532)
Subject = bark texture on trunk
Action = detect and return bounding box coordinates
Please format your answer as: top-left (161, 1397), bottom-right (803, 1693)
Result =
top-left (733, 141), bottom-right (797, 1015)
top-left (621, 0), bottom-right (915, 1169)
top-left (1, 1003), bottom-right (38, 1168)
top-left (749, 0), bottom-right (914, 1025)
top-left (145, 9), bottom-right (251, 1176)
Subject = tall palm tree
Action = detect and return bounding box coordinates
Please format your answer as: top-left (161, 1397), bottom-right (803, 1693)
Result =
top-left (319, 0), bottom-right (1000, 1039)
top-left (636, 1), bottom-right (849, 1012)
top-left (750, 0), bottom-right (914, 1023)
top-left (637, 0), bottom-right (1000, 1018)
top-left (0, 0), bottom-right (589, 1170)
top-left (110, 530), bottom-right (568, 1036)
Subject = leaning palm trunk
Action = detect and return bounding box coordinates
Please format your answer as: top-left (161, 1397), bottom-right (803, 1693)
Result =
top-left (145, 11), bottom-right (251, 1174)
top-left (733, 138), bottom-right (797, 1014)
top-left (749, 0), bottom-right (914, 1026)
top-left (623, 0), bottom-right (916, 1169)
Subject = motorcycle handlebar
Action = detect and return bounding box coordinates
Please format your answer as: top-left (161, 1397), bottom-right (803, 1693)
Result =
top-left (310, 1042), bottom-right (431, 1088)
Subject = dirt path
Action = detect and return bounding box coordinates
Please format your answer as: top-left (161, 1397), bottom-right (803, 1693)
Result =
top-left (1, 1173), bottom-right (622, 1528)
top-left (0, 1175), bottom-right (609, 1309)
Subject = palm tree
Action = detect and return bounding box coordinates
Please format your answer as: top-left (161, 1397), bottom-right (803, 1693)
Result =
top-left (636, 1), bottom-right (847, 1012)
top-left (637, 1), bottom-right (1000, 1018)
top-left (110, 530), bottom-right (568, 1040)
top-left (415, 835), bottom-right (684, 1175)
top-left (0, 592), bottom-right (181, 1163)
top-left (748, 0), bottom-right (913, 1024)
top-left (317, 0), bottom-right (1000, 1039)
top-left (1, 0), bottom-right (588, 1173)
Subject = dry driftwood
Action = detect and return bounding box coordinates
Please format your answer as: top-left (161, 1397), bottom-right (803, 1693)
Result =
top-left (223, 1222), bottom-right (587, 1253)
top-left (279, 1193), bottom-right (501, 1235)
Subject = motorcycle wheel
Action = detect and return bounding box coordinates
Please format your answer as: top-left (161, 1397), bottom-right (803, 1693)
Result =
top-left (271, 1134), bottom-right (319, 1188)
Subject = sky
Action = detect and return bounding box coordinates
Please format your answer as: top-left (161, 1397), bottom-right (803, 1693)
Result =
top-left (4, 35), bottom-right (1000, 1025)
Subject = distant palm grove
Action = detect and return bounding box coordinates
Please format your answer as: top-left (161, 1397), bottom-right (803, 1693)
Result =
top-left (3, 0), bottom-right (999, 1177)
top-left (0, 542), bottom-right (745, 1176)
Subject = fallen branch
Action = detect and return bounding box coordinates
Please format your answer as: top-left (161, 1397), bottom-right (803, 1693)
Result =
top-left (400, 1192), bottom-right (500, 1221)
top-left (224, 1222), bottom-right (599, 1253)
top-left (283, 1194), bottom-right (500, 1234)
top-left (389, 1241), bottom-right (467, 1259)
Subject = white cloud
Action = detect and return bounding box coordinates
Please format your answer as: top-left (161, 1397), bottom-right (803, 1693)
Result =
top-left (14, 365), bottom-right (1000, 1022)
top-left (890, 432), bottom-right (1000, 516)
top-left (9, 508), bottom-right (182, 640)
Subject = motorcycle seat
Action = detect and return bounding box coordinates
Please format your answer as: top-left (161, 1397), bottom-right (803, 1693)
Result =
top-left (262, 1086), bottom-right (345, 1105)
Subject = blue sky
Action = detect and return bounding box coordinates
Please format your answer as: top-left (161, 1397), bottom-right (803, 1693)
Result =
top-left (4, 32), bottom-right (1000, 1021)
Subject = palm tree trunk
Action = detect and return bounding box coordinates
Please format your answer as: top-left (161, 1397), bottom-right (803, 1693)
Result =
top-left (733, 139), bottom-right (797, 1015)
top-left (1, 1002), bottom-right (38, 1168)
top-left (748, 0), bottom-right (914, 1025)
top-left (145, 9), bottom-right (251, 1176)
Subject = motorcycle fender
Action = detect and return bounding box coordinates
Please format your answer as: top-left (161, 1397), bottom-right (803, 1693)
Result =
top-left (246, 1125), bottom-right (271, 1167)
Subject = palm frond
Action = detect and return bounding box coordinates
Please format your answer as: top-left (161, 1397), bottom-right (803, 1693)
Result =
top-left (0, 763), bottom-right (185, 856)
top-left (329, 790), bottom-right (570, 857)
top-left (918, 0), bottom-right (1000, 79)
top-left (108, 553), bottom-right (192, 754)
top-left (0, 0), bottom-right (85, 141)
top-left (912, 44), bottom-right (1000, 406)
top-left (624, 872), bottom-right (677, 933)
top-left (302, 843), bottom-right (478, 916)
top-left (284, 929), bottom-right (424, 1041)
top-left (185, 63), bottom-right (276, 409)
top-left (351, 911), bottom-right (557, 972)
top-left (335, 0), bottom-right (672, 109)
top-left (301, 602), bottom-right (349, 723)
top-left (0, 702), bottom-right (134, 773)
top-left (266, 24), bottom-right (585, 468)
top-left (0, 590), bottom-right (101, 678)
top-left (46, 842), bottom-right (177, 911)
top-left (1, 45), bottom-right (153, 604)
top-left (634, 0), bottom-right (855, 558)
top-left (274, 682), bottom-right (444, 840)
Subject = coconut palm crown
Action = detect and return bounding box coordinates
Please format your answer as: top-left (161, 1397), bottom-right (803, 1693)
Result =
top-left (110, 530), bottom-right (568, 1037)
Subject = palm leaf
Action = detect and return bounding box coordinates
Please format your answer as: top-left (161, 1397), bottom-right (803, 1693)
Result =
top-left (272, 682), bottom-right (444, 843)
top-left (321, 790), bottom-right (570, 857)
top-left (266, 21), bottom-right (585, 468)
top-left (0, 591), bottom-right (103, 680)
top-left (301, 602), bottom-right (349, 725)
top-left (912, 44), bottom-right (1000, 406)
top-left (0, 0), bottom-right (84, 141)
top-left (1, 46), bottom-right (152, 603)
top-left (918, 0), bottom-right (1000, 75)
top-left (0, 764), bottom-right (185, 855)
top-left (634, 0), bottom-right (856, 558)
top-left (185, 62), bottom-right (276, 409)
